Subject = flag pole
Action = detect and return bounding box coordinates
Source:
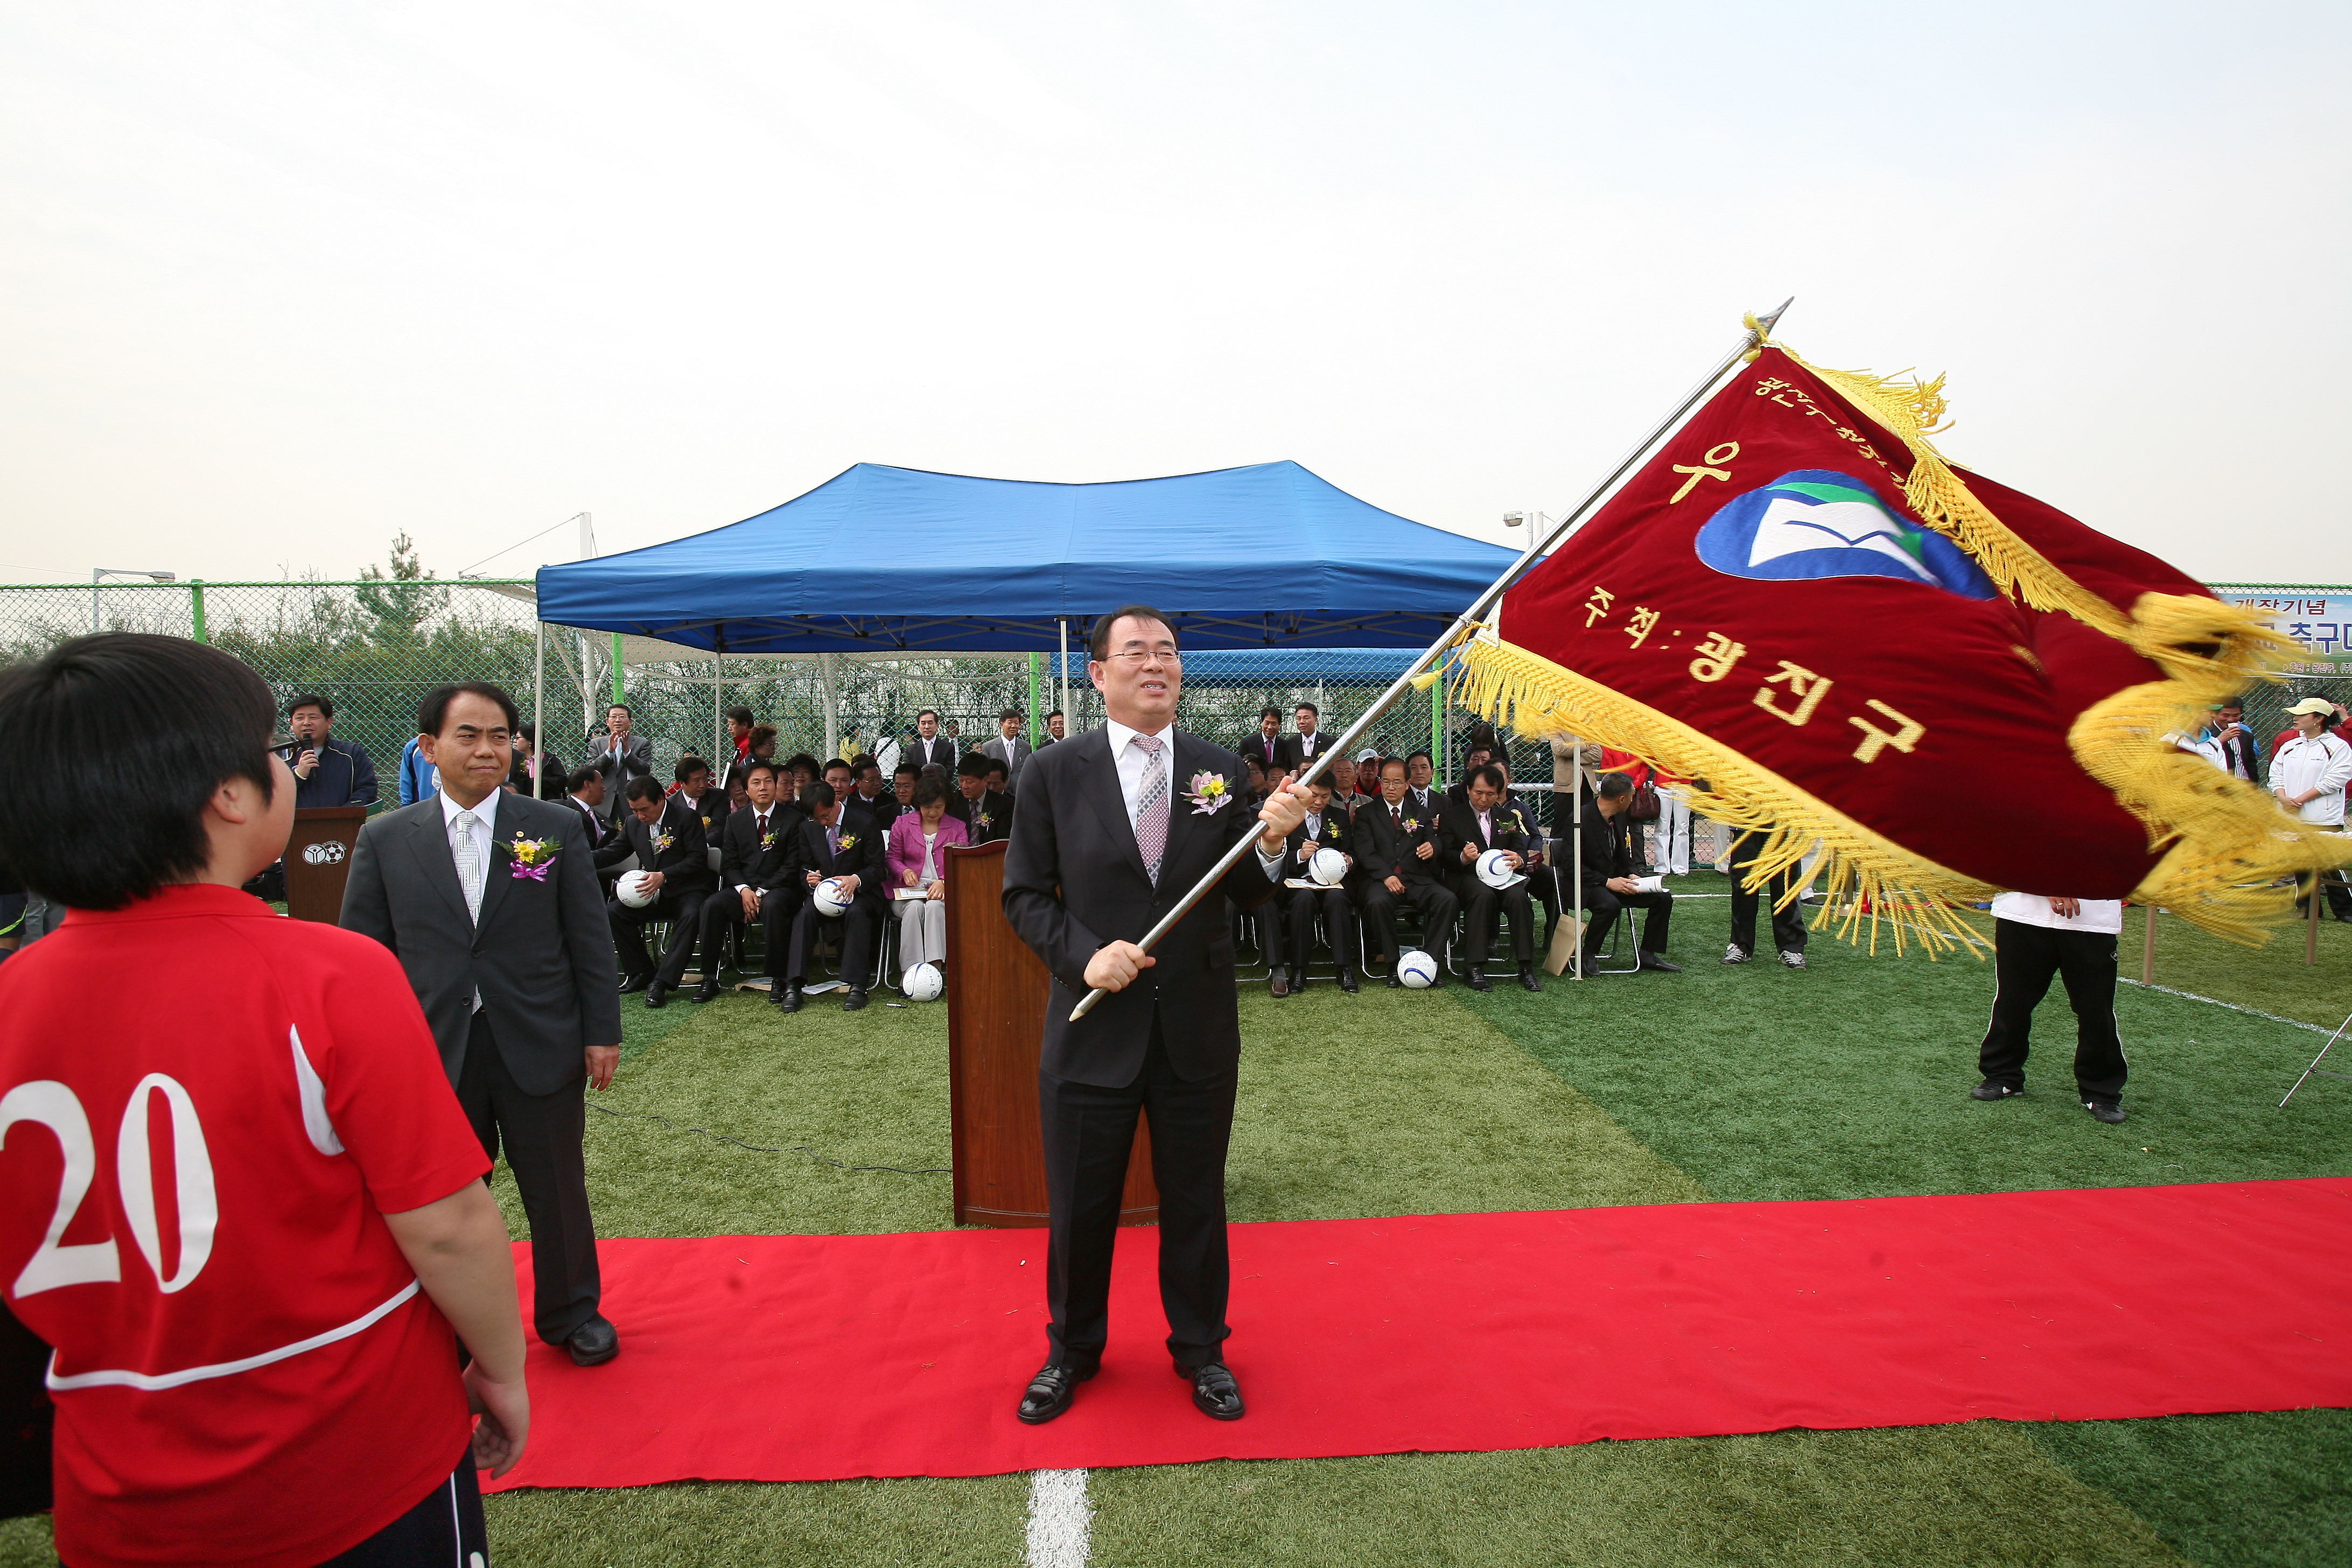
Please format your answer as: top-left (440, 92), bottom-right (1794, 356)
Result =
top-left (1067, 300), bottom-right (1793, 1021)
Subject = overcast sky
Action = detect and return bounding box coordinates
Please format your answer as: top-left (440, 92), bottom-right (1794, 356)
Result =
top-left (2, 2), bottom-right (2344, 588)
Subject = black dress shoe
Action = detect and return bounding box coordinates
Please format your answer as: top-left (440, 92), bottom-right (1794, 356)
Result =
top-left (842, 987), bottom-right (869, 1012)
top-left (1517, 963), bottom-right (1542, 992)
top-left (2083, 1097), bottom-right (2127, 1124)
top-left (1017, 1361), bottom-right (1095, 1425)
top-left (1465, 965), bottom-right (1493, 992)
top-left (777, 984), bottom-right (804, 1013)
top-left (565, 1314), bottom-right (620, 1367)
top-left (1385, 973), bottom-right (1405, 989)
top-left (1635, 953), bottom-right (1682, 974)
top-left (691, 978), bottom-right (720, 1003)
top-left (1270, 969), bottom-right (1290, 997)
top-left (1971, 1079), bottom-right (2022, 1100)
top-left (617, 974), bottom-right (653, 995)
top-left (1339, 970), bottom-right (1359, 993)
top-left (1179, 1360), bottom-right (1245, 1421)
top-left (643, 980), bottom-right (668, 1008)
top-left (1289, 966), bottom-right (1306, 994)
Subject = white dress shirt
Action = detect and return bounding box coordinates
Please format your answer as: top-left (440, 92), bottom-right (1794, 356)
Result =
top-left (2270, 731), bottom-right (2352, 827)
top-left (439, 787), bottom-right (500, 890)
top-left (1102, 717), bottom-right (1282, 877)
top-left (1990, 892), bottom-right (2123, 935)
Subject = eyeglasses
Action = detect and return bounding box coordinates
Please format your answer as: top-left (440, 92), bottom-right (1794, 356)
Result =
top-left (1100, 648), bottom-right (1182, 665)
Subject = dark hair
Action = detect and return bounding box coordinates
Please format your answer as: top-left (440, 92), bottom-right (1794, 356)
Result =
top-left (565, 765), bottom-right (601, 793)
top-left (745, 760), bottom-right (779, 781)
top-left (674, 755), bottom-right (710, 785)
top-left (919, 763), bottom-right (949, 783)
top-left (851, 752), bottom-right (879, 772)
top-left (1408, 749), bottom-right (1433, 768)
top-left (1260, 705), bottom-right (1282, 722)
top-left (893, 762), bottom-right (919, 780)
top-left (726, 705), bottom-right (754, 727)
top-left (800, 780), bottom-right (837, 811)
top-left (1046, 709), bottom-right (1063, 722)
top-left (1468, 764), bottom-right (1507, 793)
top-left (0, 635), bottom-right (279, 909)
top-left (784, 752), bottom-right (823, 776)
top-left (1088, 605), bottom-right (1177, 661)
top-left (286, 691), bottom-right (333, 721)
top-left (913, 776), bottom-right (950, 809)
top-left (749, 724), bottom-right (778, 751)
top-left (607, 701), bottom-right (632, 715)
top-left (625, 775), bottom-right (666, 805)
top-left (957, 752), bottom-right (993, 780)
top-left (1379, 755), bottom-right (1406, 776)
top-left (419, 682), bottom-right (521, 737)
top-left (1245, 755), bottom-right (1266, 778)
top-left (823, 757), bottom-right (855, 778)
top-left (1597, 771), bottom-right (1634, 801)
top-left (916, 708), bottom-right (940, 723)
top-left (999, 708), bottom-right (1022, 723)
top-left (517, 723), bottom-right (536, 745)
top-left (1295, 702), bottom-right (1319, 717)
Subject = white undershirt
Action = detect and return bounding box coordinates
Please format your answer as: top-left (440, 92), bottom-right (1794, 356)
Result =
top-left (1101, 717), bottom-right (1282, 877)
top-left (438, 788), bottom-right (500, 889)
top-left (1990, 892), bottom-right (2123, 934)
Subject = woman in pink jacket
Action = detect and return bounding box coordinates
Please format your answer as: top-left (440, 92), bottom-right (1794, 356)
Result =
top-left (886, 774), bottom-right (968, 986)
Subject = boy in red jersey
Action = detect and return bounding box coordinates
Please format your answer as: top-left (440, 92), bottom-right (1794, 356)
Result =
top-left (0, 635), bottom-right (527, 1567)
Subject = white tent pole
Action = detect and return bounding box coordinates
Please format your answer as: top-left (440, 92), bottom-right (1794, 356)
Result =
top-left (1059, 618), bottom-right (1072, 735)
top-left (819, 652), bottom-right (840, 760)
top-left (714, 644), bottom-right (725, 765)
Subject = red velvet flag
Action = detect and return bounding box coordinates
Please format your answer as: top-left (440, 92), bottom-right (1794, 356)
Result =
top-left (1457, 340), bottom-right (2343, 946)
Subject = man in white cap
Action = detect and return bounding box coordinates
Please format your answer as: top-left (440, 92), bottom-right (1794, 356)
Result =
top-left (2270, 696), bottom-right (2352, 920)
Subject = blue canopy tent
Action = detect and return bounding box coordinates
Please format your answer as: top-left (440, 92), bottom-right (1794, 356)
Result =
top-left (532, 461), bottom-right (1518, 653)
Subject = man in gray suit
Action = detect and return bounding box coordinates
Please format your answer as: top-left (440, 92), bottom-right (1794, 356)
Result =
top-left (979, 706), bottom-right (1035, 794)
top-left (586, 702), bottom-right (654, 825)
top-left (343, 681), bottom-right (626, 1368)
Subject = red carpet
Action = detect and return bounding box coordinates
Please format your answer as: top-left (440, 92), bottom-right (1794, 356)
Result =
top-left (484, 1179), bottom-right (2352, 1490)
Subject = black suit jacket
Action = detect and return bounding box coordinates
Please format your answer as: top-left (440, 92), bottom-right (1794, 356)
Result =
top-left (340, 794), bottom-right (622, 1096)
top-left (595, 795), bottom-right (716, 895)
top-left (722, 802), bottom-right (806, 897)
top-left (904, 736), bottom-right (957, 775)
top-left (1237, 732), bottom-right (1283, 773)
top-left (795, 806), bottom-right (885, 905)
top-left (678, 789), bottom-right (729, 848)
top-left (1282, 808), bottom-right (1354, 880)
top-left (1273, 733), bottom-right (1332, 774)
top-left (952, 788), bottom-right (1013, 845)
top-left (1002, 726), bottom-right (1280, 1087)
top-left (1437, 795), bottom-right (1536, 884)
top-left (1353, 795), bottom-right (1444, 886)
top-left (562, 794), bottom-right (607, 847)
top-left (851, 790), bottom-right (904, 831)
top-left (1576, 807), bottom-right (1637, 895)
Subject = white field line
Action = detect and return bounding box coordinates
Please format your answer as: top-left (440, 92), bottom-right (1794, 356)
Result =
top-left (2119, 978), bottom-right (2335, 1035)
top-left (1025, 1468), bottom-right (1092, 1568)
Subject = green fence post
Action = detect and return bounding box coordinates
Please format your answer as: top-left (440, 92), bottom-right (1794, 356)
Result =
top-left (611, 632), bottom-right (625, 704)
top-left (1027, 652), bottom-right (1042, 745)
top-left (188, 581), bottom-right (207, 644)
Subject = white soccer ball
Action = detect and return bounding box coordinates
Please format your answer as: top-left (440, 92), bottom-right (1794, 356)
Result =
top-left (614, 870), bottom-right (656, 908)
top-left (811, 877), bottom-right (851, 917)
top-left (1308, 847), bottom-right (1348, 886)
top-left (1476, 849), bottom-right (1518, 888)
top-left (1397, 949), bottom-right (1438, 988)
top-left (903, 962), bottom-right (944, 1002)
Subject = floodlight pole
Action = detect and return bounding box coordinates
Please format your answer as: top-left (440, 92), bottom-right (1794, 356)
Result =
top-left (1067, 299), bottom-right (1793, 1021)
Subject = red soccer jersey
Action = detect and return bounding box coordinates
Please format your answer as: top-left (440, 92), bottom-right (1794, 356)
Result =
top-left (0, 884), bottom-right (492, 1568)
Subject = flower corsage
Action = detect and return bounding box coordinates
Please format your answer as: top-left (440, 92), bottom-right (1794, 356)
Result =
top-left (650, 828), bottom-right (675, 853)
top-left (835, 834), bottom-right (858, 853)
top-left (505, 835), bottom-right (558, 882)
top-left (1182, 772), bottom-right (1233, 814)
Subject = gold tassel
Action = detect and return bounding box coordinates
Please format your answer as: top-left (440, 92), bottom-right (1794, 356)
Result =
top-left (1451, 636), bottom-right (1996, 957)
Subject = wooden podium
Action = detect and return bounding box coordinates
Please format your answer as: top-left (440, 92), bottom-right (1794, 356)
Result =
top-left (944, 840), bottom-right (1157, 1228)
top-left (284, 806), bottom-right (369, 923)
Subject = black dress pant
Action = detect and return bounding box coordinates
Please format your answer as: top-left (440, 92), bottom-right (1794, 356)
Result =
top-left (456, 1013), bottom-right (600, 1343)
top-left (1582, 886), bottom-right (1672, 956)
top-left (1727, 830), bottom-right (1808, 955)
top-left (1354, 878), bottom-right (1459, 966)
top-left (1977, 917), bottom-right (2128, 1101)
top-left (786, 895), bottom-right (879, 986)
top-left (608, 888), bottom-right (709, 985)
top-left (1039, 1017), bottom-right (1236, 1373)
top-left (696, 886), bottom-right (799, 979)
top-left (1280, 884), bottom-right (1357, 975)
top-left (1455, 876), bottom-right (1536, 965)
top-left (316, 1460), bottom-right (485, 1567)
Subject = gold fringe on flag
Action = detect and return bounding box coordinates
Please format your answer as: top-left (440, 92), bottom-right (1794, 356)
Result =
top-left (1450, 634), bottom-right (1997, 956)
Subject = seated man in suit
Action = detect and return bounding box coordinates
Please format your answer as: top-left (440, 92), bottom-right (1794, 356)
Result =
top-left (1576, 771), bottom-right (1679, 976)
top-left (951, 752), bottom-right (1013, 844)
top-left (1351, 755), bottom-right (1457, 986)
top-left (671, 755), bottom-right (729, 846)
top-left (1272, 774), bottom-right (1359, 995)
top-left (891, 761), bottom-right (920, 814)
top-left (1405, 749), bottom-right (1441, 819)
top-left (692, 760), bottom-right (806, 1003)
top-left (1445, 737), bottom-right (1496, 808)
top-left (851, 754), bottom-right (902, 828)
top-left (563, 766), bottom-right (624, 892)
top-left (778, 779), bottom-right (885, 1013)
top-left (1239, 706), bottom-right (1284, 775)
top-left (598, 774), bottom-right (717, 1006)
top-left (1439, 764), bottom-right (1541, 993)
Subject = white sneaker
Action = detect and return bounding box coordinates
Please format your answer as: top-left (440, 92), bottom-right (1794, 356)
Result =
top-left (1724, 944), bottom-right (1750, 964)
top-left (1780, 950), bottom-right (1807, 969)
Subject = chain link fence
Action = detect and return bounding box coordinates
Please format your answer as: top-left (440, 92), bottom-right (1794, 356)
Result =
top-left (8, 579), bottom-right (2344, 843)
